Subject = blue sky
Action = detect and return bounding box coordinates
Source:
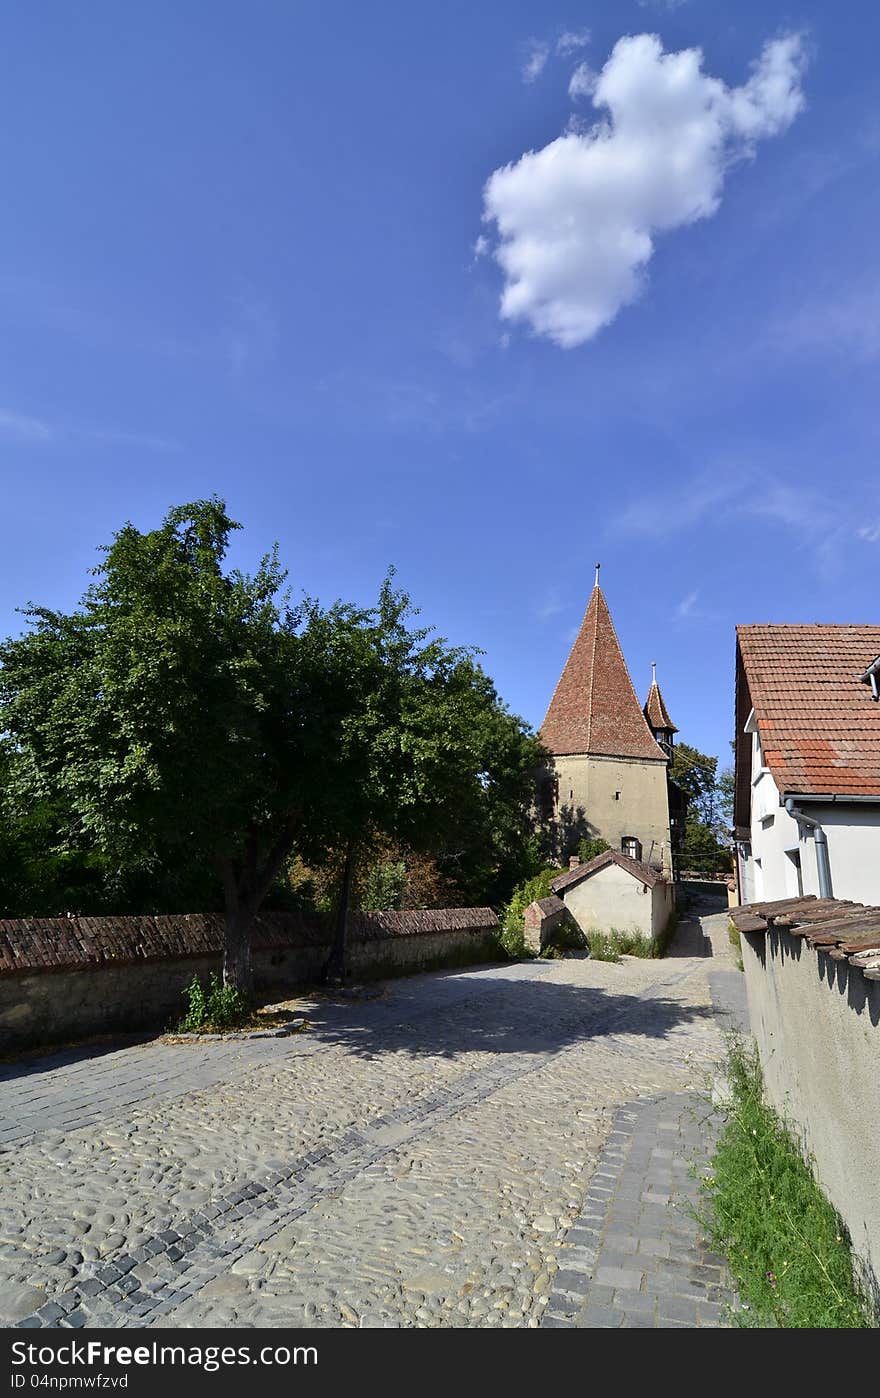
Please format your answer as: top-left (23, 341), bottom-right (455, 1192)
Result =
top-left (1, 1), bottom-right (879, 771)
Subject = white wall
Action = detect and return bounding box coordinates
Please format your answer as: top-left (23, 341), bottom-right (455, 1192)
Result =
top-left (742, 926), bottom-right (880, 1300)
top-left (562, 861), bottom-right (667, 939)
top-left (742, 747), bottom-right (880, 906)
top-left (814, 806), bottom-right (880, 905)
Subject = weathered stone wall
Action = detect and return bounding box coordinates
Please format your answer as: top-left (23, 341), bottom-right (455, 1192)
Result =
top-left (550, 751), bottom-right (672, 872)
top-left (741, 925), bottom-right (880, 1302)
top-left (522, 895), bottom-right (568, 954)
top-left (0, 909), bottom-right (501, 1050)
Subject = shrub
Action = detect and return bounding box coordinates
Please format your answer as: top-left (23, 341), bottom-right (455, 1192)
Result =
top-left (583, 926), bottom-right (653, 962)
top-left (701, 1037), bottom-right (875, 1328)
top-left (583, 910), bottom-right (678, 962)
top-left (499, 867), bottom-right (560, 957)
top-left (540, 916), bottom-right (587, 959)
top-left (179, 972), bottom-right (250, 1033)
top-left (577, 836), bottom-right (611, 864)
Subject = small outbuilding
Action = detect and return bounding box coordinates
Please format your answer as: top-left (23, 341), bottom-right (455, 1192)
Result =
top-left (549, 849), bottom-right (674, 941)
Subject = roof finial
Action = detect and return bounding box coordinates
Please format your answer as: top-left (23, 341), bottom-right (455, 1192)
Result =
top-left (651, 660), bottom-right (657, 685)
top-left (594, 561), bottom-right (601, 590)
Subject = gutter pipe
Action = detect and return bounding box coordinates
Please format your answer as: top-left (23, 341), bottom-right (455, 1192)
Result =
top-left (784, 797), bottom-right (833, 898)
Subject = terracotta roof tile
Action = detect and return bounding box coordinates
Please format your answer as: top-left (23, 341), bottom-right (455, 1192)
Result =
top-left (550, 848), bottom-right (664, 893)
top-left (541, 587), bottom-right (666, 762)
top-left (729, 895), bottom-right (880, 983)
top-left (737, 624), bottom-right (880, 797)
top-left (644, 679), bottom-right (678, 733)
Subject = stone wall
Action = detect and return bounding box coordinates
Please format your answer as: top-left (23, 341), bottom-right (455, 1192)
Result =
top-left (741, 924), bottom-right (880, 1302)
top-left (0, 908), bottom-right (501, 1051)
top-left (523, 895), bottom-right (568, 954)
top-left (549, 751), bottom-right (672, 873)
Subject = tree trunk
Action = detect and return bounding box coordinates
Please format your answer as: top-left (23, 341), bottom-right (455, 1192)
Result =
top-left (220, 817), bottom-right (300, 997)
top-left (222, 862), bottom-right (255, 996)
top-left (324, 841), bottom-right (356, 984)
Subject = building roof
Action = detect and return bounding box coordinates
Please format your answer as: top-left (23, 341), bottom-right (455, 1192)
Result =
top-left (644, 677), bottom-right (678, 734)
top-left (540, 586), bottom-right (666, 762)
top-left (550, 848), bottom-right (664, 894)
top-left (735, 624), bottom-right (880, 807)
top-left (730, 895), bottom-right (880, 984)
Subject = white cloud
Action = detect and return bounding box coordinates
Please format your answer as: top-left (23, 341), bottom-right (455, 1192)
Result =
top-left (522, 39), bottom-right (550, 84)
top-left (675, 589), bottom-right (700, 619)
top-left (0, 408), bottom-right (54, 442)
top-left (557, 30), bottom-right (591, 57)
top-left (484, 32), bottom-right (807, 347)
top-left (0, 407), bottom-right (178, 452)
top-left (770, 278), bottom-right (880, 362)
top-left (639, 0), bottom-right (689, 10)
top-left (533, 587), bottom-right (566, 621)
top-left (568, 61), bottom-right (598, 100)
top-left (858, 524), bottom-right (880, 544)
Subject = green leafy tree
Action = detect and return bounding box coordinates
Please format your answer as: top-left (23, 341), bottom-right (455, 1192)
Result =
top-left (0, 500), bottom-right (351, 991)
top-left (669, 742), bottom-right (733, 874)
top-left (1, 503), bottom-right (545, 989)
top-left (669, 743), bottom-right (719, 825)
top-left (310, 580), bottom-right (547, 979)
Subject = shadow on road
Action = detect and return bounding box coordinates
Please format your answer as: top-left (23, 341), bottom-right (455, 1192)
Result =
top-left (301, 972), bottom-right (718, 1063)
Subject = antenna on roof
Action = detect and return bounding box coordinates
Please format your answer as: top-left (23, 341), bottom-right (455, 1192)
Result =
top-left (594, 562), bottom-right (601, 589)
top-left (651, 660), bottom-right (657, 685)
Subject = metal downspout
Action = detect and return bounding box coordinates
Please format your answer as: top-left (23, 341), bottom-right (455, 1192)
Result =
top-left (784, 797), bottom-right (833, 898)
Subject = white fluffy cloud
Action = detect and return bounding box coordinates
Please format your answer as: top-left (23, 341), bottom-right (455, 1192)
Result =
top-left (521, 39), bottom-right (550, 83)
top-left (485, 33), bottom-right (807, 347)
top-left (568, 61), bottom-right (598, 100)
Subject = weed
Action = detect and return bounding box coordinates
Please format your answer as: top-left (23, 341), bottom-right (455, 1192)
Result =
top-left (178, 972), bottom-right (250, 1033)
top-left (583, 913), bottom-right (677, 962)
top-left (700, 1036), bottom-right (875, 1329)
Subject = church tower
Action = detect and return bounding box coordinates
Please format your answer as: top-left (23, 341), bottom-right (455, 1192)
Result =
top-left (539, 572), bottom-right (672, 872)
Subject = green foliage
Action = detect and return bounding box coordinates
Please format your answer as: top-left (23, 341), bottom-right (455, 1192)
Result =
top-left (670, 743), bottom-right (719, 816)
top-left (669, 742), bottom-right (734, 875)
top-left (584, 926), bottom-right (655, 962)
top-left (540, 917), bottom-right (586, 958)
top-left (583, 912), bottom-right (678, 962)
top-left (499, 867), bottom-right (560, 957)
top-left (718, 766), bottom-right (735, 826)
top-left (577, 836), bottom-right (611, 864)
top-left (178, 972), bottom-right (250, 1033)
top-left (0, 500), bottom-right (545, 985)
top-left (360, 859), bottom-right (408, 911)
top-left (702, 1038), bottom-right (874, 1328)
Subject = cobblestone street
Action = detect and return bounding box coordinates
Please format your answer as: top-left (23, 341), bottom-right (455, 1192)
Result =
top-left (0, 896), bottom-right (743, 1329)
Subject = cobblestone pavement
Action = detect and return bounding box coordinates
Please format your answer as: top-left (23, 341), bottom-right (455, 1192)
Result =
top-left (0, 895), bottom-right (742, 1329)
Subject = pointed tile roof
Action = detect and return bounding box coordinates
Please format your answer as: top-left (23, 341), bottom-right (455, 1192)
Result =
top-left (540, 586), bottom-right (667, 761)
top-left (644, 671), bottom-right (678, 734)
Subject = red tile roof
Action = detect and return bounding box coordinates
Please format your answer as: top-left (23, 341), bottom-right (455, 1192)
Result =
top-left (550, 848), bottom-right (664, 893)
top-left (644, 679), bottom-right (678, 733)
top-left (540, 587), bottom-right (666, 762)
top-left (736, 625), bottom-right (880, 797)
top-left (730, 896), bottom-right (880, 982)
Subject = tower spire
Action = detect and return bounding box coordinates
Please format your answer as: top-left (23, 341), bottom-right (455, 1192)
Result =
top-left (594, 561), bottom-right (601, 590)
top-left (652, 660), bottom-right (657, 684)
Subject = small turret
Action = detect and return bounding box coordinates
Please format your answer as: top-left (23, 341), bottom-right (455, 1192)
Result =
top-left (643, 662), bottom-right (678, 758)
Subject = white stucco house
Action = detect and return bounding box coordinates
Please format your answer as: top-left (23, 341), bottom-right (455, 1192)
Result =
top-left (734, 624), bottom-right (880, 906)
top-left (549, 849), bottom-right (674, 940)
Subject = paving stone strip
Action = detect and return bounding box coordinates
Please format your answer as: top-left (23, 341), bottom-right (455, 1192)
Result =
top-left (12, 958), bottom-right (707, 1329)
top-left (541, 1092), bottom-right (731, 1328)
